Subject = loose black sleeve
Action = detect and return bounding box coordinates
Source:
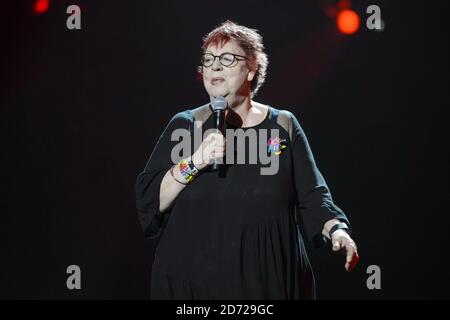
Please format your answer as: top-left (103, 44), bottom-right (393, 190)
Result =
top-left (289, 111), bottom-right (351, 247)
top-left (135, 112), bottom-right (190, 239)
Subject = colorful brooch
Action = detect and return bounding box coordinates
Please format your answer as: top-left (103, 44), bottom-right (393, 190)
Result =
top-left (267, 137), bottom-right (287, 156)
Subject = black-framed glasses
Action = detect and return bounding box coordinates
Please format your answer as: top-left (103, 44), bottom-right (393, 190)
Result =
top-left (201, 52), bottom-right (248, 67)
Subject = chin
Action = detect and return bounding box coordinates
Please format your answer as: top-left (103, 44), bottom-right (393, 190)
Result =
top-left (209, 89), bottom-right (228, 98)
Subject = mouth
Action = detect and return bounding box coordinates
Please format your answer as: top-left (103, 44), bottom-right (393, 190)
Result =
top-left (211, 77), bottom-right (225, 85)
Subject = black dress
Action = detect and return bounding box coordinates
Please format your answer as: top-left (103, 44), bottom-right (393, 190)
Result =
top-left (135, 104), bottom-right (350, 300)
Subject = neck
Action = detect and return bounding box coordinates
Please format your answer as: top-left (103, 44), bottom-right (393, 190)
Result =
top-left (225, 95), bottom-right (252, 120)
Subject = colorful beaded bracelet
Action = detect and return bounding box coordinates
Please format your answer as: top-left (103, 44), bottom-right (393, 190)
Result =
top-left (178, 159), bottom-right (199, 183)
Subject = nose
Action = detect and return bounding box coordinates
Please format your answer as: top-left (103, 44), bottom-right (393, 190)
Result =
top-left (211, 57), bottom-right (223, 71)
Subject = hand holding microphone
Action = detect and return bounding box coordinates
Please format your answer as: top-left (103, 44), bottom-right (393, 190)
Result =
top-left (190, 96), bottom-right (227, 170)
top-left (191, 132), bottom-right (226, 170)
top-left (211, 96), bottom-right (227, 170)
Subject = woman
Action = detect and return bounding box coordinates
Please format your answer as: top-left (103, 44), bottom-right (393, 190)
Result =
top-left (135, 20), bottom-right (359, 299)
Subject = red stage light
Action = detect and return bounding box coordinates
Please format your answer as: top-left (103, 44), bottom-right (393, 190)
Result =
top-left (336, 9), bottom-right (360, 35)
top-left (33, 0), bottom-right (50, 15)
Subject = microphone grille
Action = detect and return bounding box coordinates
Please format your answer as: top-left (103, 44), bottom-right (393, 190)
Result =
top-left (211, 96), bottom-right (228, 111)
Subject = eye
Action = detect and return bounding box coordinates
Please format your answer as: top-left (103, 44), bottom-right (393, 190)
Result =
top-left (202, 55), bottom-right (214, 65)
top-left (221, 54), bottom-right (234, 65)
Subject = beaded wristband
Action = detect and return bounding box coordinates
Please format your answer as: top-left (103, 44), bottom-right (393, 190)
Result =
top-left (178, 159), bottom-right (199, 183)
top-left (170, 165), bottom-right (189, 185)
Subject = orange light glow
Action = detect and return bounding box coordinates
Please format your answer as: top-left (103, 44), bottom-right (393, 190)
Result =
top-left (336, 9), bottom-right (360, 35)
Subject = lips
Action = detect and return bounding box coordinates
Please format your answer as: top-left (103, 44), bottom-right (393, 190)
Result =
top-left (211, 77), bottom-right (225, 84)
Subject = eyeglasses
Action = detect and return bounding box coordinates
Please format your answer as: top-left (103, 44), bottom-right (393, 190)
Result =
top-left (201, 52), bottom-right (249, 67)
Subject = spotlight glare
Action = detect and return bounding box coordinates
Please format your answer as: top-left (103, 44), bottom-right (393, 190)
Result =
top-left (33, 0), bottom-right (50, 15)
top-left (336, 9), bottom-right (360, 35)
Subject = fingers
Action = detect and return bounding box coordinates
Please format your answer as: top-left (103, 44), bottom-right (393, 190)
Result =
top-left (344, 242), bottom-right (358, 271)
top-left (346, 251), bottom-right (360, 272)
top-left (208, 132), bottom-right (225, 142)
top-left (331, 230), bottom-right (346, 251)
top-left (332, 240), bottom-right (341, 252)
top-left (331, 235), bottom-right (360, 272)
top-left (211, 149), bottom-right (225, 159)
top-left (344, 240), bottom-right (359, 272)
top-left (211, 133), bottom-right (226, 156)
top-left (206, 133), bottom-right (225, 148)
top-left (203, 132), bottom-right (226, 163)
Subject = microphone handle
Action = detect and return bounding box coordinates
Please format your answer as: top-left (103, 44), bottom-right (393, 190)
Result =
top-left (212, 110), bottom-right (225, 170)
top-left (212, 159), bottom-right (219, 170)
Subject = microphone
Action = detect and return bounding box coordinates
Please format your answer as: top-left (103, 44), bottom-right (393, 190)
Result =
top-left (211, 96), bottom-right (228, 170)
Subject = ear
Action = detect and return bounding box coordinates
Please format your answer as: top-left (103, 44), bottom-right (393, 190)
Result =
top-left (247, 69), bottom-right (256, 82)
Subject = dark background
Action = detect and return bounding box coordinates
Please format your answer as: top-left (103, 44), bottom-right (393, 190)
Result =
top-left (1, 0), bottom-right (449, 299)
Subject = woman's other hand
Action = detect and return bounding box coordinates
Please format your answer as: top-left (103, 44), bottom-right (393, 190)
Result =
top-left (331, 230), bottom-right (360, 272)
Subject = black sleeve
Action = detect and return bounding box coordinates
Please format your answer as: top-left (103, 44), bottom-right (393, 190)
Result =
top-left (135, 111), bottom-right (190, 239)
top-left (289, 111), bottom-right (351, 247)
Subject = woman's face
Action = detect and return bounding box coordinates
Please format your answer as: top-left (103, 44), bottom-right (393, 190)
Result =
top-left (202, 40), bottom-right (256, 101)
